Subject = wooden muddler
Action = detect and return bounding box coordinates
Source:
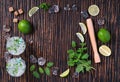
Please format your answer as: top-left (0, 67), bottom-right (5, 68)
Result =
top-left (86, 18), bottom-right (101, 63)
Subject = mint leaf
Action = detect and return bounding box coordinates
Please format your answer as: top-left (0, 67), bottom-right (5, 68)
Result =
top-left (85, 66), bottom-right (92, 72)
top-left (44, 67), bottom-right (50, 76)
top-left (46, 62), bottom-right (54, 68)
top-left (81, 53), bottom-right (89, 60)
top-left (30, 65), bottom-right (35, 72)
top-left (68, 52), bottom-right (75, 59)
top-left (80, 42), bottom-right (86, 48)
top-left (33, 71), bottom-right (40, 78)
top-left (76, 64), bottom-right (84, 73)
top-left (72, 41), bottom-right (76, 48)
top-left (67, 60), bottom-right (74, 66)
top-left (39, 67), bottom-right (44, 74)
top-left (67, 49), bottom-right (74, 54)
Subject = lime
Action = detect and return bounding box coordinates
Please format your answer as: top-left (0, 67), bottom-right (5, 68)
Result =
top-left (28, 7), bottom-right (39, 17)
top-left (97, 28), bottom-right (111, 43)
top-left (79, 22), bottom-right (87, 34)
top-left (18, 20), bottom-right (32, 34)
top-left (60, 68), bottom-right (70, 77)
top-left (76, 32), bottom-right (84, 42)
top-left (88, 4), bottom-right (100, 16)
top-left (99, 45), bottom-right (111, 56)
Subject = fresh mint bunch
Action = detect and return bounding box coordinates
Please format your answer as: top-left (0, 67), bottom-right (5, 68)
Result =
top-left (67, 41), bottom-right (94, 73)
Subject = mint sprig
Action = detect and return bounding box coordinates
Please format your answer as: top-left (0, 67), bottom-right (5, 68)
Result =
top-left (39, 3), bottom-right (50, 11)
top-left (67, 41), bottom-right (94, 73)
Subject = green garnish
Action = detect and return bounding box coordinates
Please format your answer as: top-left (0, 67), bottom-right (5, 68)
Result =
top-left (30, 65), bottom-right (36, 72)
top-left (67, 41), bottom-right (94, 73)
top-left (44, 67), bottom-right (50, 76)
top-left (32, 71), bottom-right (40, 78)
top-left (39, 2), bottom-right (50, 11)
top-left (46, 62), bottom-right (54, 68)
top-left (38, 67), bottom-right (44, 74)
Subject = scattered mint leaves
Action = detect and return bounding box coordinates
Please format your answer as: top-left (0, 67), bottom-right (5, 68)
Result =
top-left (39, 67), bottom-right (44, 74)
top-left (67, 41), bottom-right (94, 73)
top-left (30, 65), bottom-right (35, 72)
top-left (33, 71), bottom-right (40, 78)
top-left (39, 3), bottom-right (50, 11)
top-left (46, 62), bottom-right (54, 68)
top-left (44, 67), bottom-right (50, 76)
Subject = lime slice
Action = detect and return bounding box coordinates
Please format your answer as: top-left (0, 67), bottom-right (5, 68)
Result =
top-left (28, 7), bottom-right (39, 17)
top-left (99, 45), bottom-right (111, 56)
top-left (76, 32), bottom-right (84, 42)
top-left (79, 22), bottom-right (87, 34)
top-left (60, 68), bottom-right (70, 77)
top-left (88, 5), bottom-right (100, 16)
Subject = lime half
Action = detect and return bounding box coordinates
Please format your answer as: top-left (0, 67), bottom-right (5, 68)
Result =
top-left (88, 5), bottom-right (100, 16)
top-left (79, 22), bottom-right (87, 34)
top-left (28, 7), bottom-right (39, 17)
top-left (76, 32), bottom-right (84, 42)
top-left (60, 68), bottom-right (70, 77)
top-left (99, 45), bottom-right (111, 56)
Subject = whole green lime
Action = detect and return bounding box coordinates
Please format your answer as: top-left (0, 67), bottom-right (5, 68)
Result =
top-left (97, 28), bottom-right (111, 43)
top-left (18, 20), bottom-right (32, 34)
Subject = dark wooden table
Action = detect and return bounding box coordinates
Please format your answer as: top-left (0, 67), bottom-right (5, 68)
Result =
top-left (0, 0), bottom-right (120, 82)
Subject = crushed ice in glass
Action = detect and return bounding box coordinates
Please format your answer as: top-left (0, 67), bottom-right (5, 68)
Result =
top-left (38, 57), bottom-right (46, 66)
top-left (48, 5), bottom-right (59, 14)
top-left (52, 67), bottom-right (59, 76)
top-left (4, 52), bottom-right (12, 62)
top-left (64, 4), bottom-right (71, 11)
top-left (3, 25), bottom-right (11, 33)
top-left (97, 18), bottom-right (105, 25)
top-left (30, 55), bottom-right (37, 63)
top-left (72, 72), bottom-right (79, 78)
top-left (72, 4), bottom-right (77, 11)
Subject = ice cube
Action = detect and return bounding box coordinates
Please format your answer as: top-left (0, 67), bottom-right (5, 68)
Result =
top-left (52, 67), bottom-right (59, 76)
top-left (38, 57), bottom-right (46, 66)
top-left (30, 55), bottom-right (37, 63)
top-left (3, 25), bottom-right (11, 32)
top-left (4, 52), bottom-right (12, 62)
top-left (97, 18), bottom-right (105, 25)
top-left (48, 5), bottom-right (59, 14)
top-left (72, 72), bottom-right (79, 78)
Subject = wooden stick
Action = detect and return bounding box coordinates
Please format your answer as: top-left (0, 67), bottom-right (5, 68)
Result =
top-left (86, 18), bottom-right (101, 63)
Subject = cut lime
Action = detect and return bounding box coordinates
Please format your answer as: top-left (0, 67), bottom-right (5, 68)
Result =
top-left (88, 5), bottom-right (100, 16)
top-left (60, 68), bottom-right (70, 77)
top-left (76, 32), bottom-right (84, 42)
top-left (99, 45), bottom-right (111, 56)
top-left (28, 7), bottom-right (39, 17)
top-left (79, 22), bottom-right (87, 34)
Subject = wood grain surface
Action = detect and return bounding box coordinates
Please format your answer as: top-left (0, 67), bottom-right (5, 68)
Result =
top-left (0, 0), bottom-right (120, 82)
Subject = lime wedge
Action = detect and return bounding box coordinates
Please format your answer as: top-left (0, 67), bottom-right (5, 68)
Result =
top-left (79, 22), bottom-right (87, 34)
top-left (76, 32), bottom-right (84, 42)
top-left (99, 45), bottom-right (111, 56)
top-left (28, 7), bottom-right (39, 17)
top-left (88, 5), bottom-right (100, 16)
top-left (60, 68), bottom-right (70, 77)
